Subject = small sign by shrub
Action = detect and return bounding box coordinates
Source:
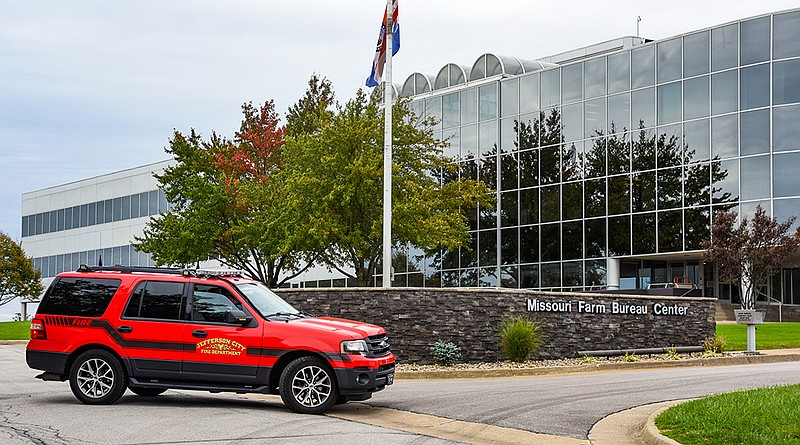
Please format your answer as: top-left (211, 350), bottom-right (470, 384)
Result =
top-left (499, 315), bottom-right (543, 362)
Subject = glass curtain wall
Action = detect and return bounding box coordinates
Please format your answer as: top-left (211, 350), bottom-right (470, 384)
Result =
top-left (392, 10), bottom-right (800, 300)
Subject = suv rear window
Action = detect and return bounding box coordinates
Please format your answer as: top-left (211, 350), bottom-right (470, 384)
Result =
top-left (124, 281), bottom-right (185, 320)
top-left (38, 277), bottom-right (122, 317)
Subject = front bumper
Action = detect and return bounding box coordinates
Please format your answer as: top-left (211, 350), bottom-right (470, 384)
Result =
top-left (334, 359), bottom-right (395, 397)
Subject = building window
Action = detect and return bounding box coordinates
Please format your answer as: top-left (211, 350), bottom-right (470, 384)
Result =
top-left (657, 38), bottom-right (682, 83)
top-left (711, 23), bottom-right (738, 72)
top-left (773, 10), bottom-right (800, 60)
top-left (740, 63), bottom-right (770, 110)
top-left (608, 51), bottom-right (631, 94)
top-left (632, 45), bottom-right (655, 89)
top-left (773, 59), bottom-right (800, 106)
top-left (773, 104), bottom-right (800, 152)
top-left (774, 153), bottom-right (800, 198)
top-left (683, 30), bottom-right (709, 77)
top-left (740, 16), bottom-right (770, 65)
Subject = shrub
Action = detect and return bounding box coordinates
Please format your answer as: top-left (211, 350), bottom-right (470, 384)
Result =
top-left (499, 315), bottom-right (543, 362)
top-left (581, 354), bottom-right (600, 365)
top-left (665, 346), bottom-right (681, 360)
top-left (430, 341), bottom-right (462, 365)
top-left (702, 336), bottom-right (727, 354)
top-left (622, 351), bottom-right (640, 362)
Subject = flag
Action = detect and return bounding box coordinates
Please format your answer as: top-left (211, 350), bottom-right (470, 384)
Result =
top-left (366, 0), bottom-right (400, 88)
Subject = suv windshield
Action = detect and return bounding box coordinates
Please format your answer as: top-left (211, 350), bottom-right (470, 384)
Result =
top-left (235, 282), bottom-right (300, 318)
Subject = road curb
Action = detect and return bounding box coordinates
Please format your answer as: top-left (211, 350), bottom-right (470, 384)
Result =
top-left (641, 405), bottom-right (684, 445)
top-left (0, 340), bottom-right (28, 345)
top-left (395, 353), bottom-right (800, 380)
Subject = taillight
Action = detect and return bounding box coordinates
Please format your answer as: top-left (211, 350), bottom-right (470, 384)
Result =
top-left (30, 318), bottom-right (46, 340)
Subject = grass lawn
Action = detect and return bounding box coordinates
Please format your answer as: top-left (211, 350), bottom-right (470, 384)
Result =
top-left (656, 384), bottom-right (800, 445)
top-left (0, 321), bottom-right (30, 340)
top-left (716, 322), bottom-right (800, 350)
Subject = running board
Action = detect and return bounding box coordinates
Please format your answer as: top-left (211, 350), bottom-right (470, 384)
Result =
top-left (128, 378), bottom-right (271, 394)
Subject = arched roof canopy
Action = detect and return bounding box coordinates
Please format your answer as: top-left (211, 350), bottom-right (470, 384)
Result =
top-left (519, 59), bottom-right (558, 72)
top-left (470, 53), bottom-right (557, 81)
top-left (400, 72), bottom-right (434, 97)
top-left (433, 63), bottom-right (469, 90)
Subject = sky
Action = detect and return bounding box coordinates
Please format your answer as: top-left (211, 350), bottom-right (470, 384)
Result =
top-left (1, 1), bottom-right (798, 318)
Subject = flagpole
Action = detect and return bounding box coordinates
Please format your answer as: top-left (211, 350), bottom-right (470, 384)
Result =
top-left (382, 0), bottom-right (393, 287)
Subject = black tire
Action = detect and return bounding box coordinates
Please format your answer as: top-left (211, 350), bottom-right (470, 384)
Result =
top-left (129, 387), bottom-right (167, 397)
top-left (279, 356), bottom-right (338, 414)
top-left (68, 349), bottom-right (127, 405)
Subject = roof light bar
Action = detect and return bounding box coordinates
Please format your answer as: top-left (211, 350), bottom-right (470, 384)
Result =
top-left (73, 265), bottom-right (246, 278)
top-left (194, 269), bottom-right (245, 277)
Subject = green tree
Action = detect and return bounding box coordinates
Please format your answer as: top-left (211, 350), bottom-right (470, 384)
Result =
top-left (285, 74), bottom-right (335, 137)
top-left (0, 232), bottom-right (43, 306)
top-left (136, 101), bottom-right (310, 287)
top-left (282, 89), bottom-right (493, 286)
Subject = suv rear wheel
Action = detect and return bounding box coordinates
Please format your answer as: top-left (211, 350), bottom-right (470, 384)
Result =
top-left (69, 350), bottom-right (127, 405)
top-left (279, 356), bottom-right (338, 414)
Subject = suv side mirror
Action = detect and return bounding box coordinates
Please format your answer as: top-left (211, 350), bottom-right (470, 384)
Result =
top-left (225, 310), bottom-right (253, 325)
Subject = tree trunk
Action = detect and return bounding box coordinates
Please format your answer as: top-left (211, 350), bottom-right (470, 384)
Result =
top-left (740, 276), bottom-right (754, 310)
top-left (355, 266), bottom-right (373, 287)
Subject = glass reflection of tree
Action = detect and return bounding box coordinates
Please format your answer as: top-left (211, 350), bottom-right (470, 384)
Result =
top-left (417, 104), bottom-right (742, 286)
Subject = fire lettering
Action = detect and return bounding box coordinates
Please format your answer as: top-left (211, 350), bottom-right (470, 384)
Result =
top-left (196, 337), bottom-right (246, 356)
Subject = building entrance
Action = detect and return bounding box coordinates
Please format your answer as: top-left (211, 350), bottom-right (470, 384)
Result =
top-left (618, 259), bottom-right (702, 292)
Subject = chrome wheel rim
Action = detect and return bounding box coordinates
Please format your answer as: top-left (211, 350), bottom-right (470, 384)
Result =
top-left (76, 358), bottom-right (114, 399)
top-left (291, 365), bottom-right (331, 408)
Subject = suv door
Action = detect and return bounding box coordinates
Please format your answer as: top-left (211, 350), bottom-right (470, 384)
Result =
top-left (182, 282), bottom-right (263, 385)
top-left (118, 280), bottom-right (188, 381)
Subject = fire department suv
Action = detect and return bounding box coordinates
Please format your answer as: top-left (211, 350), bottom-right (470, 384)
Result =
top-left (26, 266), bottom-right (395, 414)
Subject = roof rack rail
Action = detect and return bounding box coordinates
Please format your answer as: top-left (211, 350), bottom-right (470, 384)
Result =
top-left (76, 264), bottom-right (191, 276)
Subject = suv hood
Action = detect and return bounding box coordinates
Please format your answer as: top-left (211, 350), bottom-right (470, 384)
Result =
top-left (289, 317), bottom-right (385, 339)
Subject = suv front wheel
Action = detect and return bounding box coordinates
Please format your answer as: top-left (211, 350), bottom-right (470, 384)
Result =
top-left (68, 350), bottom-right (127, 405)
top-left (279, 356), bottom-right (338, 414)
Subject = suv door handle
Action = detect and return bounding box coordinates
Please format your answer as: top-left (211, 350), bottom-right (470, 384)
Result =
top-left (192, 330), bottom-right (208, 338)
top-left (117, 326), bottom-right (132, 334)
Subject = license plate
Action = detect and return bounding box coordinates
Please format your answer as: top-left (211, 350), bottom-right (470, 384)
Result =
top-left (386, 372), bottom-right (394, 385)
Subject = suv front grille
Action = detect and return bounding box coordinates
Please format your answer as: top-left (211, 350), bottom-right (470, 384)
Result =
top-left (365, 334), bottom-right (391, 357)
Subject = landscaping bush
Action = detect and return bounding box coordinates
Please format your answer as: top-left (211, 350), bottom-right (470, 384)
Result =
top-left (499, 315), bottom-right (543, 362)
top-left (622, 351), bottom-right (640, 362)
top-left (430, 340), bottom-right (462, 365)
top-left (702, 335), bottom-right (727, 354)
top-left (665, 346), bottom-right (681, 360)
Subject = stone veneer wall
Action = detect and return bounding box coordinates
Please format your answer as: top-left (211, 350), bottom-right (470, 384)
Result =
top-left (276, 288), bottom-right (716, 363)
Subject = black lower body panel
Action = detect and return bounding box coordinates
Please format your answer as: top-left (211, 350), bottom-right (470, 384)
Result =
top-left (334, 363), bottom-right (395, 397)
top-left (128, 377), bottom-right (271, 394)
top-left (26, 350), bottom-right (69, 375)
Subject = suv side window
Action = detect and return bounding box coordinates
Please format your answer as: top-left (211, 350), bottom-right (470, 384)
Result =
top-left (123, 281), bottom-right (185, 321)
top-left (37, 278), bottom-right (122, 317)
top-left (191, 284), bottom-right (244, 323)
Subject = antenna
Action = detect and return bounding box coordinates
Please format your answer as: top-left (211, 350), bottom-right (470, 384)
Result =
top-left (637, 16), bottom-right (642, 38)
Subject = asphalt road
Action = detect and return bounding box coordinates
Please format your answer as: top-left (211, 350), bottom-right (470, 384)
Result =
top-left (0, 344), bottom-right (450, 445)
top-left (367, 361), bottom-right (800, 439)
top-left (6, 343), bottom-right (800, 443)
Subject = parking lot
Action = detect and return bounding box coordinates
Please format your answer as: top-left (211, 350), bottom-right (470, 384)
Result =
top-left (5, 343), bottom-right (800, 444)
top-left (0, 344), bottom-right (449, 445)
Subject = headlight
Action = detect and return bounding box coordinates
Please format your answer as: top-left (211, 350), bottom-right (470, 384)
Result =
top-left (340, 340), bottom-right (368, 355)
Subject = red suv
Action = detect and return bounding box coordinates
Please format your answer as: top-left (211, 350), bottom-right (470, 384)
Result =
top-left (26, 266), bottom-right (395, 414)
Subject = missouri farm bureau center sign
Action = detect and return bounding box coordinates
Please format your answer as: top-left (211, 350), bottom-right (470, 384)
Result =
top-left (527, 299), bottom-right (689, 316)
top-left (277, 288), bottom-right (716, 363)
